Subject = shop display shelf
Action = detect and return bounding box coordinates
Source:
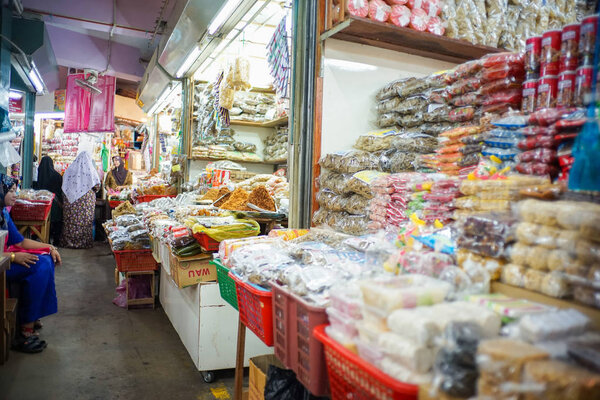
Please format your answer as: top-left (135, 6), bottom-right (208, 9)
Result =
top-left (10, 197), bottom-right (54, 221)
top-left (193, 232), bottom-right (220, 252)
top-left (229, 271), bottom-right (274, 346)
top-left (212, 259), bottom-right (238, 311)
top-left (313, 324), bottom-right (419, 400)
top-left (189, 156), bottom-right (280, 165)
top-left (114, 249), bottom-right (158, 273)
top-left (229, 115), bottom-right (288, 128)
top-left (491, 282), bottom-right (600, 328)
top-left (321, 16), bottom-right (501, 64)
top-left (272, 282), bottom-right (330, 397)
top-left (135, 194), bottom-right (176, 204)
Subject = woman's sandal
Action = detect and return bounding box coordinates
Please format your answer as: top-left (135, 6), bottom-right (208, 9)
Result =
top-left (12, 334), bottom-right (47, 354)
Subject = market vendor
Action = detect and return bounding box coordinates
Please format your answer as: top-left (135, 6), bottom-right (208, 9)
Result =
top-left (105, 156), bottom-right (132, 190)
top-left (33, 156), bottom-right (64, 245)
top-left (2, 175), bottom-right (61, 353)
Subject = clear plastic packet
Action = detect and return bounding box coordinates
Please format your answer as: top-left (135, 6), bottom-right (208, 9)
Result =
top-left (483, 89), bottom-right (523, 106)
top-left (449, 92), bottom-right (484, 107)
top-left (377, 332), bottom-right (434, 373)
top-left (445, 59), bottom-right (483, 84)
top-left (115, 215), bottom-right (141, 227)
top-left (523, 359), bottom-right (600, 399)
top-left (316, 190), bottom-right (344, 212)
top-left (376, 77), bottom-right (415, 101)
top-left (382, 151), bottom-right (418, 173)
top-left (517, 148), bottom-right (557, 164)
top-left (515, 162), bottom-right (558, 177)
top-left (340, 193), bottom-right (371, 215)
top-left (377, 96), bottom-right (402, 114)
top-left (445, 76), bottom-right (484, 99)
top-left (392, 134), bottom-right (438, 153)
top-left (359, 275), bottom-right (451, 314)
top-left (355, 129), bottom-right (400, 152)
top-left (376, 112), bottom-right (400, 128)
top-left (449, 107), bottom-right (477, 122)
top-left (397, 112), bottom-right (426, 127)
top-left (330, 212), bottom-right (370, 235)
top-left (344, 170), bottom-right (388, 198)
top-left (517, 135), bottom-right (555, 150)
top-left (501, 263), bottom-right (527, 287)
top-left (528, 107), bottom-right (577, 126)
top-left (482, 52), bottom-right (525, 68)
top-left (317, 171), bottom-right (351, 194)
top-left (518, 309), bottom-right (591, 343)
top-left (481, 146), bottom-right (520, 161)
top-left (482, 64), bottom-right (526, 82)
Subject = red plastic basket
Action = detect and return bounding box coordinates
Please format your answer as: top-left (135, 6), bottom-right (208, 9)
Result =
top-left (229, 271), bottom-right (273, 346)
top-left (135, 194), bottom-right (176, 204)
top-left (108, 200), bottom-right (124, 208)
top-left (314, 325), bottom-right (418, 400)
top-left (193, 232), bottom-right (220, 251)
top-left (272, 282), bottom-right (329, 396)
top-left (10, 199), bottom-right (53, 221)
top-left (114, 249), bottom-right (158, 272)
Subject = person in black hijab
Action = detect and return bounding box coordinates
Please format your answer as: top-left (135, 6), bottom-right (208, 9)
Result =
top-left (33, 156), bottom-right (63, 245)
top-left (105, 156), bottom-right (132, 190)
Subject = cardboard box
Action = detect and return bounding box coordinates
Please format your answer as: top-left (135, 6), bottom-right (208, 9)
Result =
top-left (249, 354), bottom-right (284, 400)
top-left (169, 251), bottom-right (216, 288)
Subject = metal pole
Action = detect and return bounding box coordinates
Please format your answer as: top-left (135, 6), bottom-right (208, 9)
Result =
top-left (289, 0), bottom-right (317, 228)
top-left (181, 77), bottom-right (193, 184)
top-left (152, 113), bottom-right (159, 169)
top-left (0, 4), bottom-right (11, 112)
top-left (22, 91), bottom-right (35, 188)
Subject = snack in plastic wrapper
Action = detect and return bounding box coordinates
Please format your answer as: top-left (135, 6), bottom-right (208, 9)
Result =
top-left (346, 0), bottom-right (369, 17)
top-left (389, 5), bottom-right (411, 27)
top-left (368, 0), bottom-right (391, 22)
top-left (518, 309), bottom-right (591, 342)
top-left (523, 360), bottom-right (600, 399)
top-left (410, 8), bottom-right (428, 31)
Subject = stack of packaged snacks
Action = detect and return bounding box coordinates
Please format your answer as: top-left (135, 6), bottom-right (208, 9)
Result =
top-left (481, 113), bottom-right (527, 166)
top-left (503, 199), bottom-right (600, 305)
top-left (456, 213), bottom-right (517, 280)
top-left (422, 125), bottom-right (484, 175)
top-left (453, 175), bottom-right (549, 220)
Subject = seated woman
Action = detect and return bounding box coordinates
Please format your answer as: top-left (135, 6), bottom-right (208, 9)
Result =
top-left (105, 156), bottom-right (132, 190)
top-left (2, 175), bottom-right (62, 353)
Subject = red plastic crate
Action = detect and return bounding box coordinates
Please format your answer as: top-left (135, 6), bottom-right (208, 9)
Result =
top-left (10, 198), bottom-right (53, 221)
top-left (272, 282), bottom-right (329, 396)
top-left (108, 200), bottom-right (124, 208)
top-left (229, 271), bottom-right (273, 346)
top-left (313, 325), bottom-right (418, 400)
top-left (135, 194), bottom-right (176, 204)
top-left (193, 232), bottom-right (220, 251)
top-left (114, 249), bottom-right (158, 272)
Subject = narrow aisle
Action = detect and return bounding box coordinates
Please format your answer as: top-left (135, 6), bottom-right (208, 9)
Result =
top-left (0, 243), bottom-right (234, 400)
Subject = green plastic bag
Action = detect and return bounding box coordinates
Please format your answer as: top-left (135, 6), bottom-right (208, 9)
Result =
top-left (192, 218), bottom-right (260, 242)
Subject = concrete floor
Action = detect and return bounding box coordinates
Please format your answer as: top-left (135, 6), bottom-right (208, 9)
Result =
top-left (0, 243), bottom-right (238, 400)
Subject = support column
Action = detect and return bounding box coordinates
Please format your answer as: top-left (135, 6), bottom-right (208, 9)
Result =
top-left (289, 0), bottom-right (318, 228)
top-left (152, 113), bottom-right (159, 169)
top-left (181, 78), bottom-right (193, 182)
top-left (21, 91), bottom-right (35, 188)
top-left (0, 4), bottom-right (11, 111)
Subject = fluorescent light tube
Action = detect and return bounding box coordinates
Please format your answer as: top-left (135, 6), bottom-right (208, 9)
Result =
top-left (27, 62), bottom-right (45, 93)
top-left (176, 46), bottom-right (202, 78)
top-left (9, 90), bottom-right (22, 100)
top-left (208, 0), bottom-right (243, 35)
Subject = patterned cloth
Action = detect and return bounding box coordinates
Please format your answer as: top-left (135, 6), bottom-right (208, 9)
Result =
top-left (62, 151), bottom-right (100, 203)
top-left (60, 189), bottom-right (95, 249)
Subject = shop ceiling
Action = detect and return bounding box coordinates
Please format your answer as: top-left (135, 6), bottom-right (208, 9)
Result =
top-left (20, 0), bottom-right (179, 83)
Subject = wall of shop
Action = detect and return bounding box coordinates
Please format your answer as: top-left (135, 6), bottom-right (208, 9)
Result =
top-left (35, 92), bottom-right (56, 113)
top-left (320, 39), bottom-right (457, 155)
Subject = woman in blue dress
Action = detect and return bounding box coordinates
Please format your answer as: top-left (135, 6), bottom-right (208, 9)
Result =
top-left (2, 175), bottom-right (62, 353)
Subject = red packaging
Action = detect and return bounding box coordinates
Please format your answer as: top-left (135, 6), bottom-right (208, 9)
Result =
top-left (554, 118), bottom-right (586, 130)
top-left (407, 0), bottom-right (425, 9)
top-left (575, 66), bottom-right (593, 106)
top-left (560, 24), bottom-right (580, 71)
top-left (483, 89), bottom-right (522, 106)
top-left (536, 75), bottom-right (558, 110)
top-left (480, 77), bottom-right (523, 94)
top-left (516, 162), bottom-right (558, 176)
top-left (522, 79), bottom-right (538, 114)
top-left (346, 0), bottom-right (369, 17)
top-left (445, 60), bottom-right (483, 84)
top-left (557, 71), bottom-right (576, 107)
top-left (424, 0), bottom-right (442, 17)
top-left (389, 5), bottom-right (411, 27)
top-left (482, 103), bottom-right (516, 114)
top-left (482, 52), bottom-right (525, 68)
top-left (369, 0), bottom-right (391, 22)
top-left (482, 63), bottom-right (526, 81)
top-left (529, 107), bottom-right (576, 126)
top-left (517, 148), bottom-right (557, 163)
top-left (385, 0), bottom-right (408, 4)
top-left (579, 14), bottom-right (599, 63)
top-left (541, 30), bottom-right (562, 76)
top-left (410, 8), bottom-right (428, 31)
top-left (450, 92), bottom-right (483, 107)
top-left (427, 16), bottom-right (444, 36)
top-left (517, 135), bottom-right (556, 150)
top-left (525, 36), bottom-right (542, 76)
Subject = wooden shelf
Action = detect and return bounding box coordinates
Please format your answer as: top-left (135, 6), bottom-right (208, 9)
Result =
top-left (321, 17), bottom-right (501, 64)
top-left (230, 116), bottom-right (288, 128)
top-left (190, 156), bottom-right (280, 165)
top-left (491, 282), bottom-right (600, 328)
